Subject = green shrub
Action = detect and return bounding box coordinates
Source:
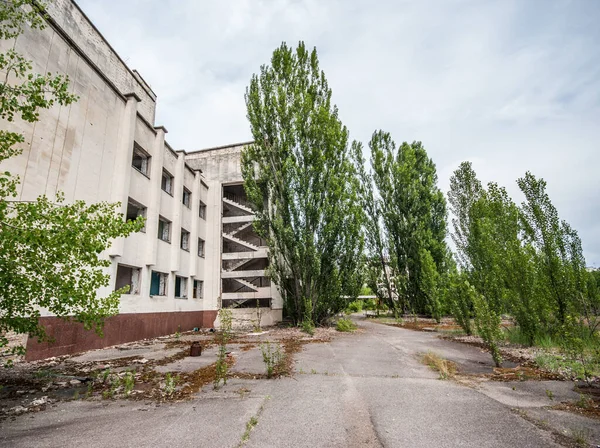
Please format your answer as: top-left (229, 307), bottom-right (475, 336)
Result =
top-left (346, 300), bottom-right (363, 314)
top-left (336, 318), bottom-right (357, 332)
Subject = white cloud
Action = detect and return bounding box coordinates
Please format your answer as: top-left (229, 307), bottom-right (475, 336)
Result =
top-left (77, 0), bottom-right (600, 264)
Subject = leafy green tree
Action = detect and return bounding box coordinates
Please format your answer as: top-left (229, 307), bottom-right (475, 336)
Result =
top-left (472, 289), bottom-right (503, 367)
top-left (446, 273), bottom-right (474, 335)
top-left (517, 172), bottom-right (586, 325)
top-left (351, 141), bottom-right (395, 311)
top-left (369, 130), bottom-right (449, 314)
top-left (0, 0), bottom-right (144, 358)
top-left (242, 42), bottom-right (364, 324)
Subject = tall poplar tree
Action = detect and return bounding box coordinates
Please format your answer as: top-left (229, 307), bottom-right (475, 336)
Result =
top-left (242, 42), bottom-right (364, 324)
top-left (368, 131), bottom-right (449, 315)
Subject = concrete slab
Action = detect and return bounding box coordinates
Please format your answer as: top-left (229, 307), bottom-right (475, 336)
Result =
top-left (230, 346), bottom-right (269, 375)
top-left (155, 347), bottom-right (219, 373)
top-left (0, 396), bottom-right (264, 448)
top-left (525, 407), bottom-right (600, 446)
top-left (70, 344), bottom-right (181, 363)
top-left (476, 380), bottom-right (581, 408)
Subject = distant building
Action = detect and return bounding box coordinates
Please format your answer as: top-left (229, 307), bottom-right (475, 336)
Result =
top-left (0, 0), bottom-right (281, 360)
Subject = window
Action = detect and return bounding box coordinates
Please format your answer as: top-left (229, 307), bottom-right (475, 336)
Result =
top-left (198, 238), bottom-right (205, 257)
top-left (161, 169), bottom-right (173, 195)
top-left (175, 276), bottom-right (188, 299)
top-left (158, 216), bottom-right (171, 242)
top-left (126, 198), bottom-right (146, 232)
top-left (132, 144), bottom-right (150, 176)
top-left (115, 264), bottom-right (141, 295)
top-left (180, 229), bottom-right (190, 251)
top-left (199, 201), bottom-right (207, 220)
top-left (150, 271), bottom-right (168, 296)
top-left (193, 280), bottom-right (203, 299)
top-left (182, 188), bottom-right (191, 208)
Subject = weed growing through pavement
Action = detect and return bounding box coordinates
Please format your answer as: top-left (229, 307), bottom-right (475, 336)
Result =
top-left (545, 389), bottom-right (554, 401)
top-left (421, 351), bottom-right (457, 380)
top-left (123, 371), bottom-right (135, 396)
top-left (164, 373), bottom-right (179, 397)
top-left (214, 308), bottom-right (233, 389)
top-left (260, 342), bottom-right (285, 378)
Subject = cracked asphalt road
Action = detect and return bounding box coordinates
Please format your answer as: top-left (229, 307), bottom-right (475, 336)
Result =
top-left (1, 317), bottom-right (597, 447)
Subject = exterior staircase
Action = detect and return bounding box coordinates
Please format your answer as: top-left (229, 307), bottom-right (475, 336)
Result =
top-left (222, 232), bottom-right (259, 251)
top-left (233, 278), bottom-right (259, 292)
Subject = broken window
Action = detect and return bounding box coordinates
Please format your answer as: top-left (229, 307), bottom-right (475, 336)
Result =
top-left (175, 276), bottom-right (188, 299)
top-left (126, 198), bottom-right (146, 232)
top-left (181, 229), bottom-right (190, 251)
top-left (182, 188), bottom-right (191, 208)
top-left (115, 264), bottom-right (141, 295)
top-left (132, 143), bottom-right (150, 176)
top-left (198, 238), bottom-right (205, 257)
top-left (193, 280), bottom-right (203, 299)
top-left (161, 169), bottom-right (173, 195)
top-left (199, 201), bottom-right (207, 219)
top-left (158, 216), bottom-right (171, 242)
top-left (150, 271), bottom-right (168, 296)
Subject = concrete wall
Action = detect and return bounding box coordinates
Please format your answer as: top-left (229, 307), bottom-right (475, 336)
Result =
top-left (0, 1), bottom-right (220, 358)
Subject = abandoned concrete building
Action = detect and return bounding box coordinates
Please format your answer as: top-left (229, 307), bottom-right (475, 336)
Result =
top-left (0, 0), bottom-right (282, 360)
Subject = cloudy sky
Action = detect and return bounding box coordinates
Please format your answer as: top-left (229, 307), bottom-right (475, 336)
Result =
top-left (77, 0), bottom-right (600, 264)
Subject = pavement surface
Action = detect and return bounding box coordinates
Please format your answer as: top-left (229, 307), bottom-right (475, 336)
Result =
top-left (1, 317), bottom-right (598, 448)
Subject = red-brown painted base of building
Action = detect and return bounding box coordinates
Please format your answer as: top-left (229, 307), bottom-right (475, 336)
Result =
top-left (25, 311), bottom-right (218, 361)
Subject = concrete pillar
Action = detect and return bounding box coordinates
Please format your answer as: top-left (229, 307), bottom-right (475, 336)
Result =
top-left (189, 170), bottom-right (201, 277)
top-left (170, 152), bottom-right (185, 272)
top-left (145, 126), bottom-right (167, 265)
top-left (108, 93), bottom-right (139, 257)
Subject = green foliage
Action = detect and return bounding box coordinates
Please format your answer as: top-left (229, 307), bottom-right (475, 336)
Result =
top-left (260, 341), bottom-right (285, 378)
top-left (214, 308), bottom-right (233, 389)
top-left (448, 163), bottom-right (598, 368)
top-left (446, 273), bottom-right (474, 335)
top-left (0, 2), bottom-right (144, 358)
top-left (472, 291), bottom-right (503, 367)
top-left (123, 371), bottom-right (135, 396)
top-left (335, 318), bottom-right (357, 332)
top-left (362, 131), bottom-right (450, 316)
top-left (242, 42), bottom-right (364, 325)
top-left (163, 373), bottom-right (179, 397)
top-left (345, 300), bottom-right (363, 314)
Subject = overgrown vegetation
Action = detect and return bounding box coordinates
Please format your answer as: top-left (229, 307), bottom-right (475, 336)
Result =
top-left (446, 162), bottom-right (600, 372)
top-left (260, 342), bottom-right (285, 378)
top-left (214, 308), bottom-right (233, 389)
top-left (335, 318), bottom-right (357, 332)
top-left (421, 352), bottom-right (457, 380)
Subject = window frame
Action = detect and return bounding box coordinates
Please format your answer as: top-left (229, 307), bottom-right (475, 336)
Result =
top-left (198, 200), bottom-right (207, 220)
top-left (157, 216), bottom-right (171, 243)
top-left (180, 228), bottom-right (190, 251)
top-left (193, 279), bottom-right (204, 299)
top-left (198, 238), bottom-right (205, 258)
top-left (175, 275), bottom-right (188, 299)
top-left (150, 270), bottom-right (168, 296)
top-left (161, 169), bottom-right (174, 196)
top-left (182, 187), bottom-right (191, 208)
top-left (132, 143), bottom-right (151, 177)
top-left (126, 198), bottom-right (146, 232)
top-left (115, 264), bottom-right (141, 295)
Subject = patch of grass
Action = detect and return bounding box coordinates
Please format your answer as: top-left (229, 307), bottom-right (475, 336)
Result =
top-left (336, 318), bottom-right (357, 332)
top-left (260, 341), bottom-right (285, 378)
top-left (570, 427), bottom-right (590, 447)
top-left (421, 351), bottom-right (457, 380)
top-left (300, 319), bottom-right (315, 336)
top-left (545, 389), bottom-right (554, 401)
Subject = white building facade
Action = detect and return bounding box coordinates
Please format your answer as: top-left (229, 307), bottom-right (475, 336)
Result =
top-left (0, 0), bottom-right (282, 360)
